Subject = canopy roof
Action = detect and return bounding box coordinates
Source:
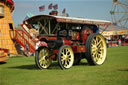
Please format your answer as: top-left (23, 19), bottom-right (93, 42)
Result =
top-left (24, 15), bottom-right (112, 26)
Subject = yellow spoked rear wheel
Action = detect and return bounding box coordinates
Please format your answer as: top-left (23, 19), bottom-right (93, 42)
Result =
top-left (58, 45), bottom-right (74, 69)
top-left (86, 33), bottom-right (107, 65)
top-left (35, 47), bottom-right (51, 69)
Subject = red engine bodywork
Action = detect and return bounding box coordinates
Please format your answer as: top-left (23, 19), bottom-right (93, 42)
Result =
top-left (37, 29), bottom-right (93, 57)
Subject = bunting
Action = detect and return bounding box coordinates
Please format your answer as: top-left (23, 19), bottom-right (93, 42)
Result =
top-left (53, 4), bottom-right (58, 10)
top-left (62, 8), bottom-right (66, 14)
top-left (48, 3), bottom-right (53, 9)
top-left (39, 5), bottom-right (45, 12)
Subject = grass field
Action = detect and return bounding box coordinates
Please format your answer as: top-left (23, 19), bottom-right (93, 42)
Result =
top-left (0, 46), bottom-right (128, 85)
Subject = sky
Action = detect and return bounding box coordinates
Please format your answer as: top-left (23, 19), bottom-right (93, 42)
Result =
top-left (12, 0), bottom-right (113, 26)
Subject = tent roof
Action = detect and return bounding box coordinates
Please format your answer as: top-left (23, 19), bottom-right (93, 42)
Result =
top-left (100, 25), bottom-right (128, 31)
top-left (100, 25), bottom-right (128, 35)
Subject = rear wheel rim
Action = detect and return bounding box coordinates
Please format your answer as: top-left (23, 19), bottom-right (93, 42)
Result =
top-left (91, 34), bottom-right (106, 65)
top-left (39, 48), bottom-right (51, 69)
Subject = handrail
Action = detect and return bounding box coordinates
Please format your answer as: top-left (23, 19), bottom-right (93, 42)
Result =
top-left (10, 30), bottom-right (36, 53)
top-left (15, 30), bottom-right (36, 53)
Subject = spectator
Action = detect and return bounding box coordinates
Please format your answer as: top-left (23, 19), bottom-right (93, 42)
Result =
top-left (106, 39), bottom-right (109, 48)
top-left (118, 39), bottom-right (121, 46)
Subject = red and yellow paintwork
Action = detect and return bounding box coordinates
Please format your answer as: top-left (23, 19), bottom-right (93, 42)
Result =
top-left (0, 48), bottom-right (9, 62)
top-left (12, 15), bottom-right (111, 59)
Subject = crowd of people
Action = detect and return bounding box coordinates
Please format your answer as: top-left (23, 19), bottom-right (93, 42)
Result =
top-left (106, 35), bottom-right (128, 47)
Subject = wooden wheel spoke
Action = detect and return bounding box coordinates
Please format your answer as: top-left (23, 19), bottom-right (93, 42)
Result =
top-left (40, 57), bottom-right (47, 65)
top-left (42, 63), bottom-right (46, 66)
top-left (46, 58), bottom-right (50, 63)
top-left (92, 49), bottom-right (97, 54)
top-left (91, 44), bottom-right (96, 48)
top-left (98, 51), bottom-right (102, 54)
top-left (64, 61), bottom-right (68, 66)
top-left (96, 36), bottom-right (99, 43)
top-left (61, 52), bottom-right (64, 56)
top-left (99, 47), bottom-right (104, 50)
top-left (94, 55), bottom-right (99, 62)
top-left (92, 39), bottom-right (96, 44)
top-left (91, 49), bottom-right (95, 53)
top-left (68, 58), bottom-right (71, 62)
top-left (61, 56), bottom-right (65, 61)
top-left (67, 52), bottom-right (70, 56)
top-left (66, 50), bottom-right (70, 55)
top-left (97, 54), bottom-right (101, 58)
top-left (97, 40), bottom-right (102, 46)
top-left (93, 53), bottom-right (97, 58)
top-left (97, 43), bottom-right (102, 48)
top-left (61, 60), bottom-right (65, 65)
top-left (41, 61), bottom-right (46, 66)
top-left (92, 47), bottom-right (96, 51)
top-left (39, 56), bottom-right (44, 61)
top-left (67, 55), bottom-right (71, 59)
top-left (63, 49), bottom-right (66, 55)
top-left (39, 60), bottom-right (43, 65)
top-left (39, 51), bottom-right (44, 58)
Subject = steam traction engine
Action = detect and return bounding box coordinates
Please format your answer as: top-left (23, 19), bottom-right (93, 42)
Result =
top-left (13, 15), bottom-right (112, 69)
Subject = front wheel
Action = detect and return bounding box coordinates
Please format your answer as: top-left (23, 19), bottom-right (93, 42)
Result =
top-left (35, 47), bottom-right (51, 69)
top-left (85, 33), bottom-right (107, 65)
top-left (58, 45), bottom-right (74, 70)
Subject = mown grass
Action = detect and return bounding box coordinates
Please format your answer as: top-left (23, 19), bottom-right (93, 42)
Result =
top-left (0, 46), bottom-right (128, 85)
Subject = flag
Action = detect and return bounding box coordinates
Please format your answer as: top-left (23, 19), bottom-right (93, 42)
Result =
top-left (48, 3), bottom-right (53, 9)
top-left (53, 4), bottom-right (58, 10)
top-left (62, 8), bottom-right (66, 14)
top-left (39, 5), bottom-right (45, 12)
